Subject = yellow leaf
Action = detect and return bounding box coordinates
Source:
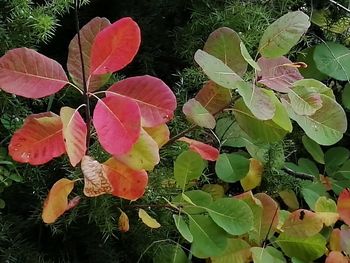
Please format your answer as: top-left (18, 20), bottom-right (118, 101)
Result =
top-left (42, 178), bottom-right (75, 224)
top-left (240, 159), bottom-right (263, 191)
top-left (279, 190), bottom-right (299, 211)
top-left (118, 209), bottom-right (130, 233)
top-left (138, 208), bottom-right (161, 228)
top-left (144, 124), bottom-right (170, 148)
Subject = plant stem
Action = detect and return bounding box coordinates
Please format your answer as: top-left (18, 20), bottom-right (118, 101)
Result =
top-left (283, 166), bottom-right (315, 181)
top-left (329, 0), bottom-right (350, 13)
top-left (74, 0), bottom-right (91, 152)
top-left (164, 124), bottom-right (197, 147)
top-left (123, 203), bottom-right (178, 211)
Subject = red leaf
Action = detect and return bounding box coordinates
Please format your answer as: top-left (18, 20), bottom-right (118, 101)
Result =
top-left (104, 158), bottom-right (148, 201)
top-left (67, 17), bottom-right (111, 92)
top-left (195, 81), bottom-right (232, 114)
top-left (90, 17), bottom-right (140, 75)
top-left (257, 56), bottom-right (303, 92)
top-left (107, 75), bottom-right (176, 127)
top-left (9, 112), bottom-right (65, 165)
top-left (178, 137), bottom-right (219, 161)
top-left (0, 48), bottom-right (68, 98)
top-left (337, 188), bottom-right (350, 225)
top-left (93, 95), bottom-right (141, 155)
top-left (60, 107), bottom-right (87, 167)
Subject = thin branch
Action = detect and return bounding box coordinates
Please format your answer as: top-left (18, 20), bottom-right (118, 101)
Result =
top-left (282, 166), bottom-right (315, 180)
top-left (329, 0), bottom-right (350, 13)
top-left (163, 124), bottom-right (197, 147)
top-left (74, 0), bottom-right (91, 152)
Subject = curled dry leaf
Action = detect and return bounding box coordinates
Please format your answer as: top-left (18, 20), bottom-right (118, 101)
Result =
top-left (118, 209), bottom-right (130, 233)
top-left (42, 178), bottom-right (75, 224)
top-left (138, 208), bottom-right (161, 228)
top-left (81, 156), bottom-right (113, 197)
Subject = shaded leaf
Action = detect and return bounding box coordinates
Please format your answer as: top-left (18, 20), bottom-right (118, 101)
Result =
top-left (279, 190), bottom-right (299, 211)
top-left (138, 209), bottom-right (160, 228)
top-left (153, 244), bottom-right (188, 263)
top-left (202, 184), bottom-right (225, 200)
top-left (42, 178), bottom-right (75, 224)
top-left (178, 137), bottom-right (219, 161)
top-left (342, 83), bottom-right (350, 110)
top-left (297, 47), bottom-right (327, 81)
top-left (330, 228), bottom-right (342, 251)
top-left (183, 98), bottom-right (216, 129)
top-left (118, 209), bottom-right (129, 233)
top-left (211, 238), bottom-right (251, 263)
top-left (8, 112), bottom-right (65, 165)
top-left (325, 147), bottom-right (350, 176)
top-left (302, 135), bottom-right (324, 164)
top-left (251, 246), bottom-right (286, 263)
top-left (173, 214), bottom-right (193, 242)
top-left (240, 42), bottom-right (261, 71)
top-left (301, 181), bottom-right (328, 210)
top-left (0, 48), bottom-right (68, 98)
top-left (215, 153), bottom-right (250, 183)
top-left (325, 251), bottom-right (348, 263)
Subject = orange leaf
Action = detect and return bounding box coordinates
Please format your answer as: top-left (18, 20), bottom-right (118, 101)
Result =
top-left (178, 137), bottom-right (219, 161)
top-left (9, 112), bottom-right (65, 165)
top-left (42, 178), bottom-right (75, 224)
top-left (337, 188), bottom-right (350, 225)
top-left (330, 228), bottom-right (342, 251)
top-left (144, 124), bottom-right (170, 148)
top-left (81, 156), bottom-right (113, 197)
top-left (325, 251), bottom-right (348, 263)
top-left (104, 158), bottom-right (148, 201)
top-left (60, 107), bottom-right (87, 167)
top-left (118, 209), bottom-right (130, 233)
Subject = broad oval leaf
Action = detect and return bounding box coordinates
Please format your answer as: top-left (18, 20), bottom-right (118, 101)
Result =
top-left (178, 137), bottom-right (219, 161)
top-left (195, 81), bottom-right (232, 114)
top-left (113, 129), bottom-right (159, 171)
top-left (342, 83), bottom-right (350, 110)
top-left (288, 86), bottom-right (322, 116)
top-left (173, 214), bottom-right (193, 242)
top-left (107, 75), bottom-right (176, 127)
top-left (103, 157), bottom-right (148, 201)
top-left (211, 238), bottom-right (251, 263)
top-left (144, 124), bottom-right (169, 148)
top-left (315, 196), bottom-right (339, 226)
top-left (204, 27), bottom-right (247, 76)
top-left (173, 190), bottom-right (213, 215)
top-left (297, 47), bottom-right (327, 81)
top-left (251, 246), bottom-right (286, 263)
top-left (292, 79), bottom-right (335, 99)
top-left (93, 95), bottom-right (141, 155)
top-left (215, 153), bottom-right (250, 183)
top-left (326, 251), bottom-right (348, 263)
top-left (174, 151), bottom-right (206, 190)
top-left (183, 98), bottom-right (216, 129)
top-left (337, 188), bottom-right (350, 226)
top-left (90, 17), bottom-right (141, 75)
top-left (189, 215), bottom-right (228, 258)
top-left (194, 49), bottom-right (243, 89)
top-left (258, 11), bottom-right (310, 58)
top-left (207, 198), bottom-right (254, 235)
top-left (257, 56), bottom-right (303, 92)
top-left (279, 190), bottom-right (299, 211)
top-left (154, 244), bottom-right (188, 263)
top-left (302, 135), bottom-right (325, 164)
top-left (81, 156), bottom-right (113, 197)
top-left (0, 48), bottom-right (68, 98)
top-left (67, 17), bottom-right (111, 92)
top-left (42, 178), bottom-right (75, 224)
top-left (282, 95), bottom-right (347, 145)
top-left (138, 208), bottom-right (161, 228)
top-left (60, 107), bottom-right (87, 167)
top-left (313, 42), bottom-right (350, 81)
top-left (9, 112), bottom-right (65, 165)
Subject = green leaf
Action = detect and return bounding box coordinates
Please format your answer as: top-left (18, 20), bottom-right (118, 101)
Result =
top-left (330, 178), bottom-right (350, 195)
top-left (189, 215), bottom-right (228, 258)
top-left (236, 81), bottom-right (275, 120)
top-left (0, 199), bottom-right (5, 209)
top-left (292, 79), bottom-right (335, 99)
top-left (215, 153), bottom-right (250, 183)
top-left (233, 99), bottom-right (289, 144)
top-left (258, 11), bottom-right (310, 58)
top-left (282, 95), bottom-right (347, 145)
top-left (301, 181), bottom-right (328, 210)
top-left (297, 47), bottom-right (327, 81)
top-left (174, 190), bottom-right (213, 215)
top-left (215, 117), bottom-right (252, 147)
top-left (342, 83), bottom-right (350, 110)
top-left (204, 27), bottom-right (247, 76)
top-left (335, 160), bottom-right (350, 179)
top-left (194, 49), bottom-right (243, 89)
top-left (182, 98), bottom-right (216, 129)
top-left (287, 86), bottom-right (322, 116)
top-left (240, 42), bottom-right (261, 71)
top-left (173, 215), bottom-right (193, 243)
top-left (174, 151), bottom-right (206, 189)
top-left (202, 184), bottom-right (225, 200)
top-left (325, 147), bottom-right (350, 176)
top-left (206, 198), bottom-right (254, 235)
top-left (313, 42), bottom-right (350, 81)
top-left (276, 233), bottom-right (327, 262)
top-left (302, 135), bottom-right (324, 164)
top-left (211, 238), bottom-right (251, 263)
top-left (251, 246), bottom-right (286, 263)
top-left (153, 244), bottom-right (188, 263)
top-left (298, 158), bottom-right (319, 176)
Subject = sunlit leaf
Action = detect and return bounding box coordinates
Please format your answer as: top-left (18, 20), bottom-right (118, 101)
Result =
top-left (0, 48), bottom-right (68, 98)
top-left (173, 214), bottom-right (193, 242)
top-left (67, 17), bottom-right (111, 91)
top-left (337, 189), bottom-right (350, 225)
top-left (288, 85), bottom-right (322, 116)
top-left (204, 27), bottom-right (247, 76)
top-left (178, 137), bottom-right (219, 161)
top-left (314, 196), bottom-right (339, 226)
top-left (60, 107), bottom-right (87, 167)
top-left (279, 190), bottom-right (299, 211)
top-left (93, 95), bottom-right (141, 155)
top-left (257, 56), bottom-right (303, 92)
top-left (240, 42), bottom-right (261, 71)
top-left (8, 112), bottom-right (65, 165)
top-left (90, 17), bottom-right (140, 75)
top-left (211, 238), bottom-right (251, 263)
top-left (251, 246), bottom-right (286, 263)
top-left (144, 124), bottom-right (169, 148)
top-left (182, 98), bottom-right (216, 129)
top-left (195, 81), bottom-right (232, 114)
top-left (240, 158), bottom-right (264, 191)
top-left (104, 157), bottom-right (148, 201)
top-left (118, 209), bottom-right (129, 233)
top-left (42, 178), bottom-right (75, 224)
top-left (215, 153), bottom-right (250, 183)
top-left (138, 208), bottom-right (160, 228)
top-left (107, 75), bottom-right (176, 127)
top-left (302, 135), bottom-right (324, 164)
top-left (258, 11), bottom-right (310, 58)
top-left (292, 79), bottom-right (335, 99)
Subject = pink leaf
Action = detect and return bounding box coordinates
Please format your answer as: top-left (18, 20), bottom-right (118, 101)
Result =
top-left (183, 98), bottom-right (216, 129)
top-left (337, 188), bottom-right (350, 225)
top-left (257, 56), bottom-right (303, 93)
top-left (325, 251), bottom-right (348, 263)
top-left (90, 17), bottom-right (141, 75)
top-left (67, 17), bottom-right (111, 92)
top-left (60, 107), bottom-right (87, 167)
top-left (8, 112), bottom-right (65, 165)
top-left (107, 75), bottom-right (176, 127)
top-left (0, 48), bottom-right (68, 98)
top-left (93, 95), bottom-right (141, 155)
top-left (104, 158), bottom-right (148, 201)
top-left (178, 137), bottom-right (219, 161)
